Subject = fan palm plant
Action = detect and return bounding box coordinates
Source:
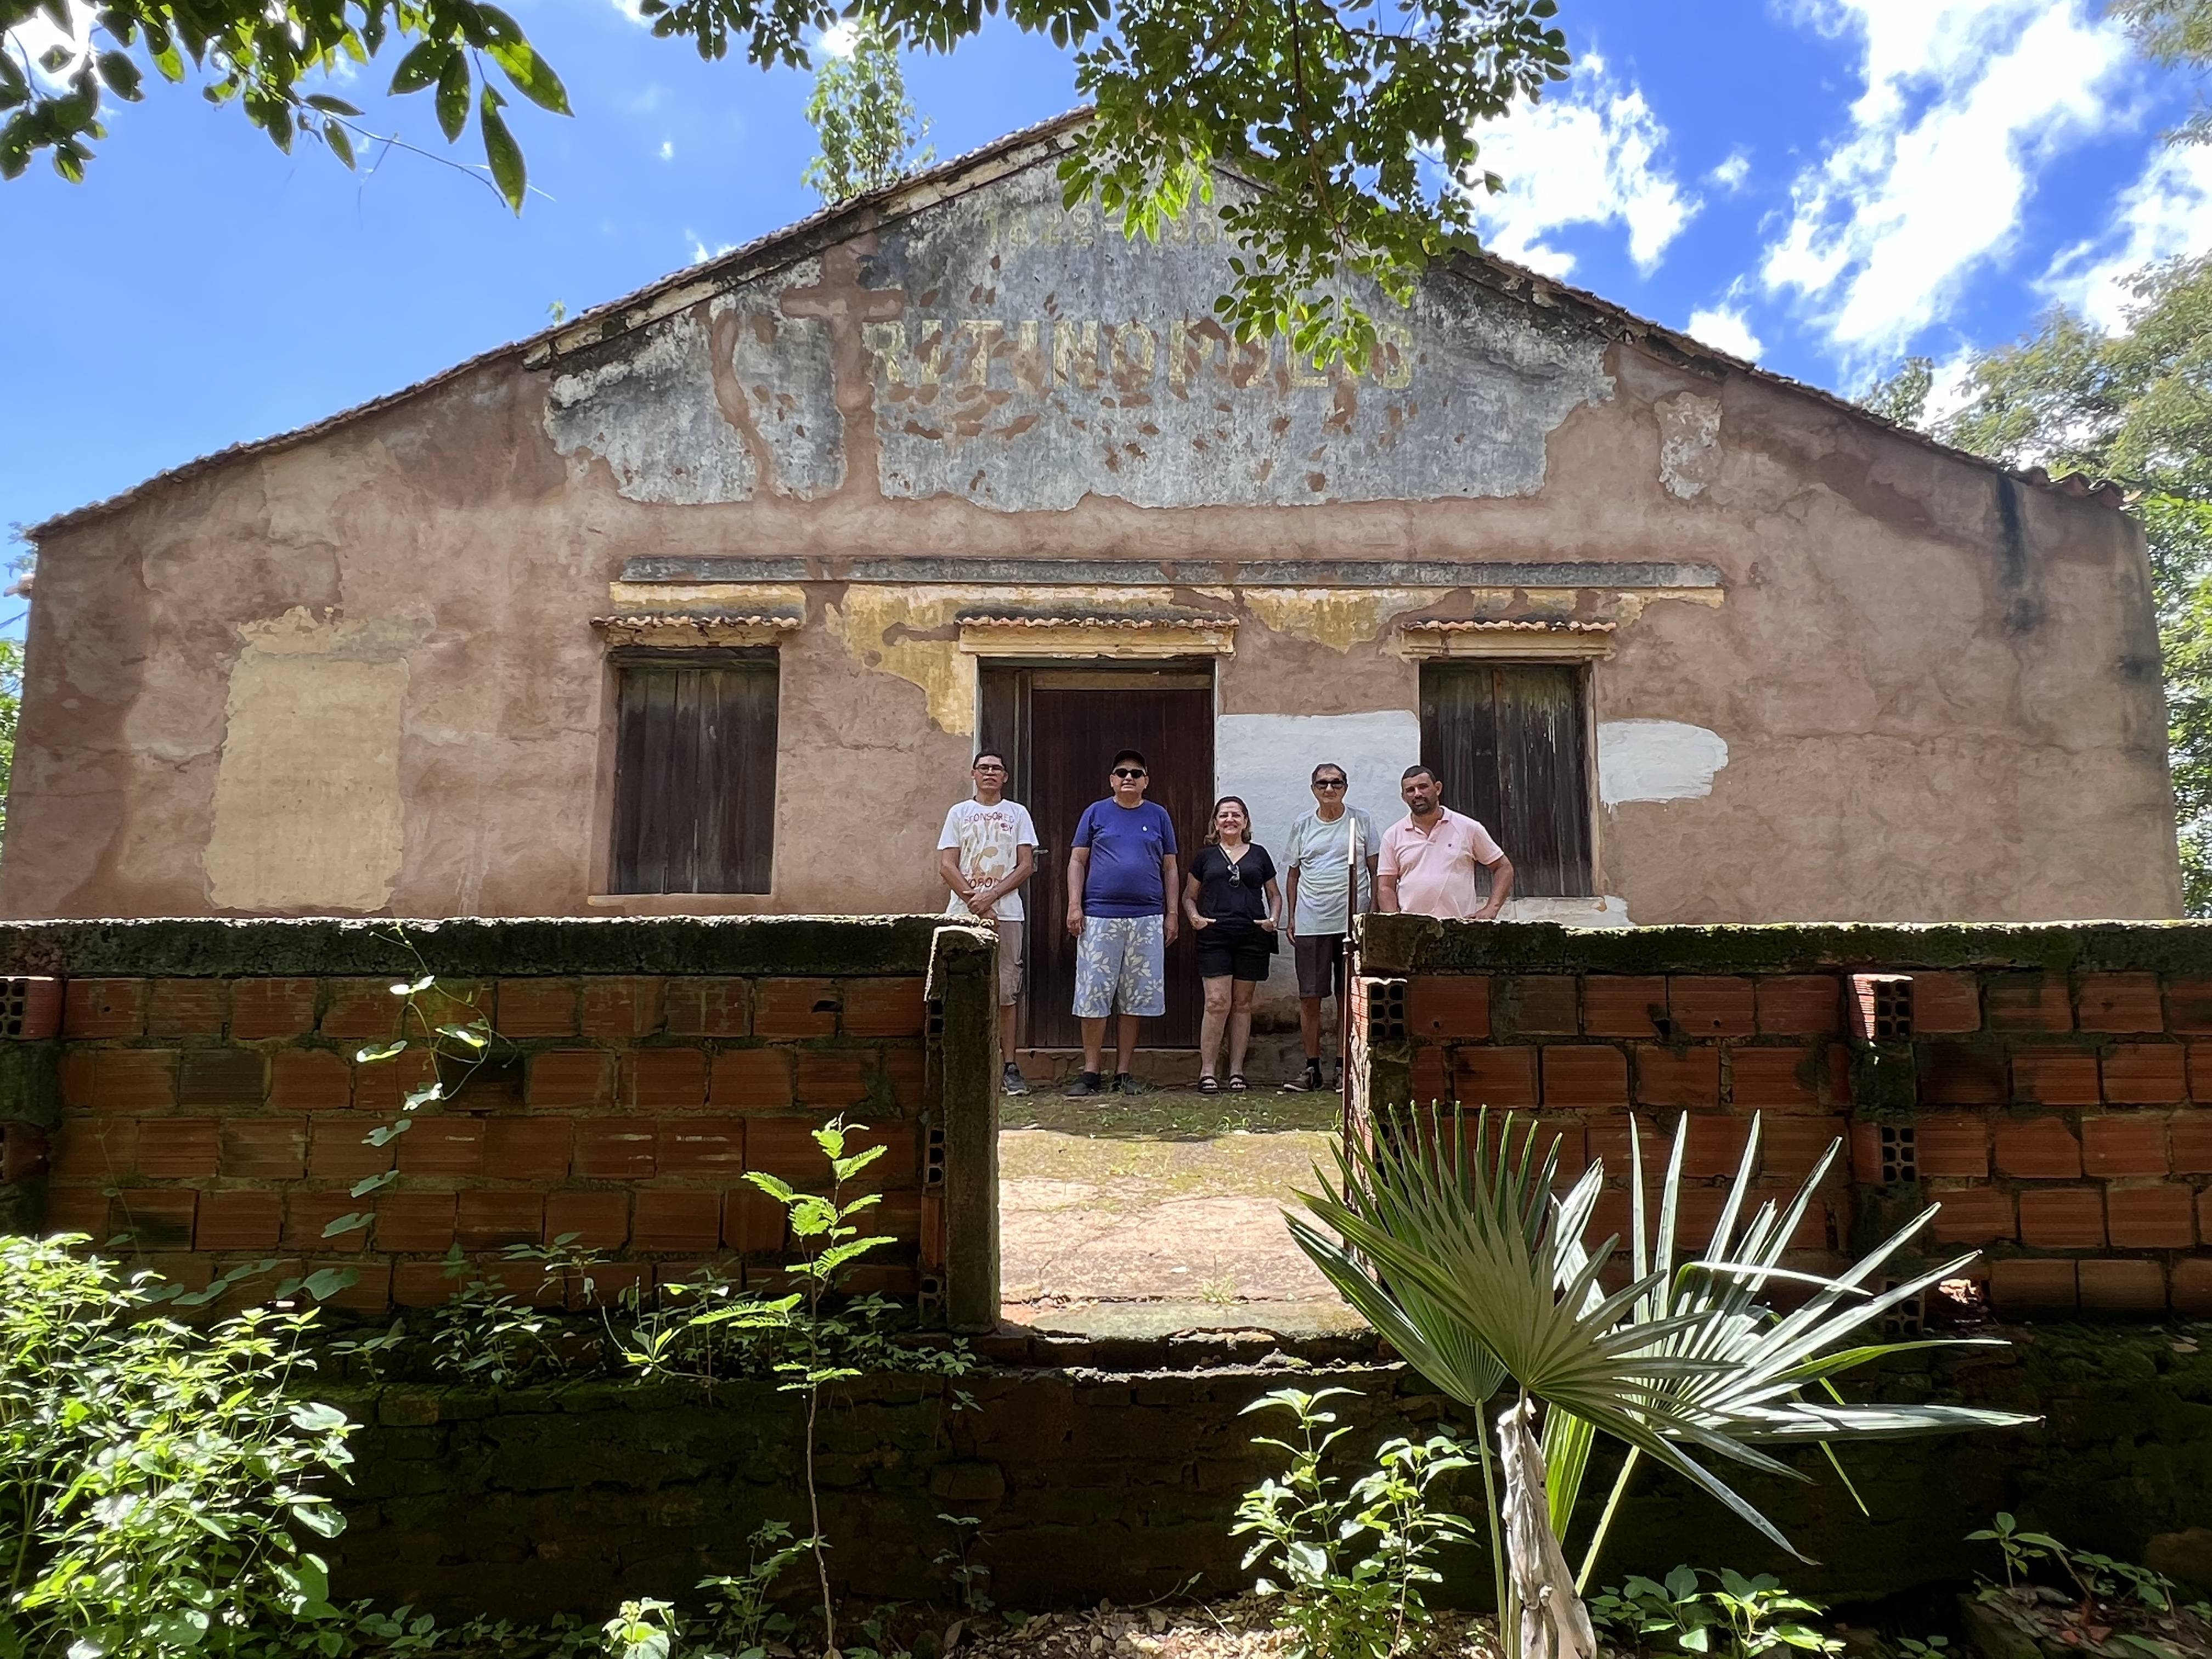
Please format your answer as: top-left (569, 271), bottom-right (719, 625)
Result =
top-left (1288, 1110), bottom-right (2033, 1659)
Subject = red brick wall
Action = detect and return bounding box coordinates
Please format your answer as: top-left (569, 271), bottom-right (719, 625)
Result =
top-left (1352, 958), bottom-right (2212, 1321)
top-left (32, 971), bottom-right (938, 1312)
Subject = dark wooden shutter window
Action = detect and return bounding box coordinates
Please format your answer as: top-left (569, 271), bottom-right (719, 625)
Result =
top-left (1418, 662), bottom-right (1593, 898)
top-left (609, 649), bottom-right (778, 894)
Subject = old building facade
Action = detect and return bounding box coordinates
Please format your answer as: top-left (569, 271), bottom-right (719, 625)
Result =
top-left (4, 115), bottom-right (2181, 1039)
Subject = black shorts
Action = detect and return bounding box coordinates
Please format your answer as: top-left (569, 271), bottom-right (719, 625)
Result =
top-left (1294, 932), bottom-right (1347, 1000)
top-left (1196, 922), bottom-right (1274, 982)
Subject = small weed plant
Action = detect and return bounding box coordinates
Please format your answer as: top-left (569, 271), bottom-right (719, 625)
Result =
top-left (1965, 1512), bottom-right (2212, 1655)
top-left (1589, 1567), bottom-right (1842, 1658)
top-left (1232, 1386), bottom-right (1475, 1659)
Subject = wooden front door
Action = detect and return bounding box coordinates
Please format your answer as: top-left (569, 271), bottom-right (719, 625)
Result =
top-left (980, 666), bottom-right (1214, 1049)
top-left (1419, 662), bottom-right (1593, 897)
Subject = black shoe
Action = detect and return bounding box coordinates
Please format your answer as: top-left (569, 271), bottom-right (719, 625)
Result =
top-left (1115, 1072), bottom-right (1151, 1096)
top-left (1064, 1070), bottom-right (1104, 1097)
top-left (1283, 1060), bottom-right (1325, 1093)
top-left (1002, 1063), bottom-right (1031, 1098)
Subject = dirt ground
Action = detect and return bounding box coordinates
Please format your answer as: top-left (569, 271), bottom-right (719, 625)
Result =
top-left (955, 1596), bottom-right (1515, 1659)
top-left (997, 1088), bottom-right (1346, 1314)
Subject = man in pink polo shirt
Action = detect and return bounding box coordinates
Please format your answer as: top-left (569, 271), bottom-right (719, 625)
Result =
top-left (1375, 763), bottom-right (1516, 920)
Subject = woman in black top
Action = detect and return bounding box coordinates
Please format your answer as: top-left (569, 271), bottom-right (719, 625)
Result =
top-left (1183, 795), bottom-right (1283, 1093)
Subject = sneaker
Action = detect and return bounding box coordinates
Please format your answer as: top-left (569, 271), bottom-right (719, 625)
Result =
top-left (1283, 1060), bottom-right (1325, 1093)
top-left (1064, 1070), bottom-right (1104, 1097)
top-left (1115, 1071), bottom-right (1151, 1096)
top-left (1002, 1062), bottom-right (1031, 1097)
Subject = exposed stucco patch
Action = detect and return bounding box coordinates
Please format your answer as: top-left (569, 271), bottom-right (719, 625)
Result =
top-left (1240, 588), bottom-right (1435, 653)
top-left (824, 586), bottom-right (981, 735)
top-left (1657, 393), bottom-right (1723, 500)
top-left (202, 608), bottom-right (408, 912)
top-left (1598, 719), bottom-right (1729, 805)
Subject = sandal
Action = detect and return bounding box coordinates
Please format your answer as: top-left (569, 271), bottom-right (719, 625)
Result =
top-left (1197, 1075), bottom-right (1220, 1095)
top-left (1227, 1074), bottom-right (1249, 1092)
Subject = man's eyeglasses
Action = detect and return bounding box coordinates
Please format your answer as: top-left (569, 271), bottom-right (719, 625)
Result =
top-left (1314, 778), bottom-right (1347, 789)
top-left (1113, 768), bottom-right (1147, 780)
top-left (973, 762), bottom-right (1007, 772)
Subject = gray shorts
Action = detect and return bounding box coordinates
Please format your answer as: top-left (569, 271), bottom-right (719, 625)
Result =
top-left (1295, 932), bottom-right (1348, 1000)
top-left (1073, 914), bottom-right (1166, 1019)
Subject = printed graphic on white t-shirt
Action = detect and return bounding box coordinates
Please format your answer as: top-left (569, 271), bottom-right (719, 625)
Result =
top-left (937, 798), bottom-right (1039, 921)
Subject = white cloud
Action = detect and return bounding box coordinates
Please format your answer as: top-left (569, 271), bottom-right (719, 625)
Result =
top-left (687, 232), bottom-right (738, 264)
top-left (1685, 304), bottom-right (1764, 360)
top-left (658, 139), bottom-right (675, 161)
top-left (1708, 150), bottom-right (1751, 193)
top-left (818, 18), bottom-right (860, 58)
top-left (3, 0), bottom-right (93, 89)
top-left (1463, 54), bottom-right (1699, 278)
top-left (1760, 0), bottom-right (2132, 359)
top-left (608, 0), bottom-right (650, 24)
top-left (2042, 143), bottom-right (2212, 329)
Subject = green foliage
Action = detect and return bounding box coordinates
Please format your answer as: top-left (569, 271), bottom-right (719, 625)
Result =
top-left (1291, 1111), bottom-right (2028, 1571)
top-left (0, 0), bottom-right (566, 206)
top-left (1859, 356), bottom-right (1933, 431)
top-left (1589, 1567), bottom-right (1842, 1659)
top-left (0, 636), bottom-right (18, 848)
top-left (800, 13), bottom-right (930, 204)
top-left (0, 1236), bottom-right (356, 1659)
top-left (1968, 1513), bottom-right (2180, 1612)
top-left (1231, 1387), bottom-right (1475, 1659)
top-left (1934, 255), bottom-right (2212, 911)
top-left (3, 0), bottom-right (1568, 365)
top-left (2112, 0), bottom-right (2212, 143)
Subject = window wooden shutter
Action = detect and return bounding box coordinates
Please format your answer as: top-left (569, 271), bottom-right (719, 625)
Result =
top-left (1418, 662), bottom-right (1593, 897)
top-left (609, 651), bottom-right (778, 894)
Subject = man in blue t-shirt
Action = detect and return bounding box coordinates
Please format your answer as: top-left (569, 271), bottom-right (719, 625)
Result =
top-left (1064, 748), bottom-right (1180, 1096)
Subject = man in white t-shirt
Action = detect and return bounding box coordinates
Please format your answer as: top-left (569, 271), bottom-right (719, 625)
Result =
top-left (1281, 761), bottom-right (1379, 1093)
top-left (936, 749), bottom-right (1039, 1097)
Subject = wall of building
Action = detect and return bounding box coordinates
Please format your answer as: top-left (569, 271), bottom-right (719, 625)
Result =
top-left (3, 128), bottom-right (2178, 930)
top-left (0, 917), bottom-right (1003, 1327)
top-left (1349, 916), bottom-right (2212, 1319)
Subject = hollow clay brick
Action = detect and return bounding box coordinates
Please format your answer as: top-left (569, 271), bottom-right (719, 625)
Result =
top-left (2078, 973), bottom-right (2164, 1034)
top-left (1915, 1116), bottom-right (1991, 1177)
top-left (631, 1191), bottom-right (723, 1253)
top-left (1920, 1043), bottom-right (2007, 1107)
top-left (710, 1049), bottom-right (794, 1110)
top-left (2173, 1257), bottom-right (2212, 1316)
top-left (572, 1120), bottom-right (657, 1179)
top-left (1729, 1045), bottom-right (1820, 1109)
top-left (2104, 1043), bottom-right (2188, 1105)
top-left (1633, 1045), bottom-right (1720, 1108)
top-left (64, 978), bottom-right (146, 1039)
top-left (657, 1118), bottom-right (747, 1177)
top-left (455, 1191), bottom-right (545, 1250)
top-left (1989, 1259), bottom-right (2078, 1315)
top-left (842, 977), bottom-right (928, 1037)
top-left (2012, 1050), bottom-right (2101, 1107)
top-left (147, 979), bottom-right (228, 1037)
top-left (377, 1193), bottom-right (460, 1254)
top-left (217, 1118), bottom-right (307, 1180)
top-left (793, 1052), bottom-right (874, 1108)
top-left (1754, 976), bottom-right (1842, 1036)
top-left (1987, 975), bottom-right (2073, 1032)
top-left (496, 979), bottom-right (580, 1039)
top-left (272, 1049), bottom-right (351, 1112)
top-left (527, 1050), bottom-right (616, 1109)
top-left (283, 1193), bottom-right (369, 1252)
top-left (667, 978), bottom-right (757, 1037)
top-left (1908, 973), bottom-right (1982, 1034)
top-left (2106, 1183), bottom-right (2196, 1249)
top-left (1407, 976), bottom-right (1490, 1041)
top-left (138, 1119), bottom-right (220, 1178)
top-left (2168, 977), bottom-right (2212, 1035)
top-left (320, 980), bottom-right (403, 1041)
top-left (1538, 1045), bottom-right (1627, 1108)
top-left (2078, 1259), bottom-right (2168, 1314)
top-left (92, 1051), bottom-right (178, 1114)
top-left (1928, 1185), bottom-right (2015, 1243)
top-left (1583, 977), bottom-right (1666, 1038)
top-left (2081, 1115), bottom-right (2169, 1177)
top-left (2172, 1111), bottom-right (2212, 1173)
top-left (395, 1119), bottom-right (484, 1177)
top-left (1452, 1046), bottom-right (1537, 1109)
top-left (1994, 1116), bottom-right (2083, 1180)
top-left (624, 1048), bottom-right (708, 1110)
top-left (580, 977), bottom-right (664, 1039)
top-left (544, 1190), bottom-right (629, 1250)
top-left (2018, 1187), bottom-right (2106, 1248)
top-left (229, 978), bottom-right (318, 1040)
top-left (1669, 977), bottom-right (1756, 1037)
top-left (483, 1118), bottom-right (573, 1182)
top-left (1501, 977), bottom-right (1578, 1036)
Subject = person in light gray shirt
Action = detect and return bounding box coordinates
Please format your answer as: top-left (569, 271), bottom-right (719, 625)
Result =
top-left (1280, 761), bottom-right (1379, 1092)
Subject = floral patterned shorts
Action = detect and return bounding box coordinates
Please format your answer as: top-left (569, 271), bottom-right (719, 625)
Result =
top-left (1073, 913), bottom-right (1166, 1019)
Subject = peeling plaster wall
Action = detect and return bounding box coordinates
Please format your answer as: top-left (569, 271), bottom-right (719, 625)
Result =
top-left (1, 146), bottom-right (2181, 934)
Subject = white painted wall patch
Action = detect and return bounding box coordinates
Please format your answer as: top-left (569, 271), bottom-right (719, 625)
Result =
top-left (1598, 719), bottom-right (1729, 805)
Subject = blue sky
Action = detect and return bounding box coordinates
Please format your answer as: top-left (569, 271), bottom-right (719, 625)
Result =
top-left (4, 0), bottom-right (2209, 601)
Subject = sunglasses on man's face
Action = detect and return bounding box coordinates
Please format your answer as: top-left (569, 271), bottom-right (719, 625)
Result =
top-left (1114, 768), bottom-right (1147, 780)
top-left (1314, 778), bottom-right (1347, 789)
